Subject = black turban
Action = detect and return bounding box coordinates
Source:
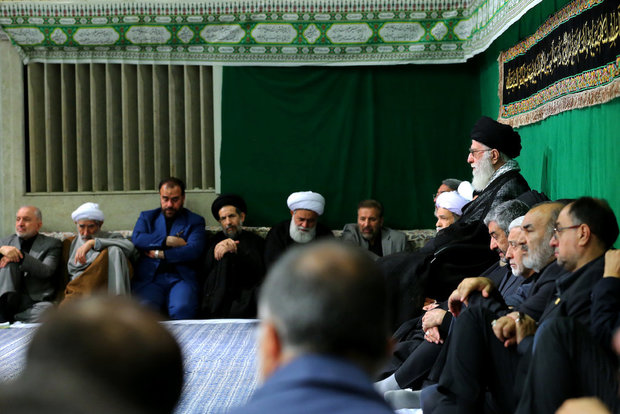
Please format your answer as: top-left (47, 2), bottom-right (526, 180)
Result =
top-left (470, 116), bottom-right (522, 159)
top-left (211, 194), bottom-right (247, 220)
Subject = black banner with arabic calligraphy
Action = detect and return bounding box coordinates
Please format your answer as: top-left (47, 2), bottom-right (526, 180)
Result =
top-left (499, 0), bottom-right (620, 127)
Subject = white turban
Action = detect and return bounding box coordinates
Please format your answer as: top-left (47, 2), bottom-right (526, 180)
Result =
top-left (71, 202), bottom-right (104, 222)
top-left (457, 181), bottom-right (474, 201)
top-left (287, 191), bottom-right (325, 216)
top-left (509, 216), bottom-right (525, 231)
top-left (436, 191), bottom-right (469, 216)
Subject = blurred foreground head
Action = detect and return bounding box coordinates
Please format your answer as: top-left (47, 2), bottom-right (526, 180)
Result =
top-left (0, 296), bottom-right (183, 414)
top-left (258, 240), bottom-right (391, 379)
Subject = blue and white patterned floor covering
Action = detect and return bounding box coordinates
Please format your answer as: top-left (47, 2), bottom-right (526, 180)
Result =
top-left (0, 320), bottom-right (260, 414)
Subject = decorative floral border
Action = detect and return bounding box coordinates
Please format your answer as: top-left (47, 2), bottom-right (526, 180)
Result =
top-left (0, 0), bottom-right (542, 65)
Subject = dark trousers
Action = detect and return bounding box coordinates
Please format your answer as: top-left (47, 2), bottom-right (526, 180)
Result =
top-left (516, 318), bottom-right (619, 414)
top-left (435, 305), bottom-right (524, 414)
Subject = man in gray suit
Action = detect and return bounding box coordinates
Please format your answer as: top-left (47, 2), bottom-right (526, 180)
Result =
top-left (342, 199), bottom-right (408, 259)
top-left (0, 206), bottom-right (62, 323)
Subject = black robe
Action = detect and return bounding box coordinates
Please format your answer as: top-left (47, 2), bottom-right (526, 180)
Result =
top-left (200, 231), bottom-right (265, 319)
top-left (264, 219), bottom-right (334, 269)
top-left (379, 169), bottom-right (530, 331)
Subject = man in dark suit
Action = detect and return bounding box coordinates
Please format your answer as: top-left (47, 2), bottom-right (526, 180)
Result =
top-left (229, 241), bottom-right (394, 414)
top-left (131, 177), bottom-right (207, 320)
top-left (433, 197), bottom-right (619, 414)
top-left (0, 206), bottom-right (62, 323)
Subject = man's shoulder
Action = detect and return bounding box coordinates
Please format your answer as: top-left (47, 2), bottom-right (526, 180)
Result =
top-left (382, 227), bottom-right (406, 241)
top-left (240, 230), bottom-right (266, 244)
top-left (0, 234), bottom-right (18, 245)
top-left (233, 355), bottom-right (392, 414)
top-left (537, 261), bottom-right (568, 283)
top-left (267, 220), bottom-right (290, 235)
top-left (34, 233), bottom-right (63, 247)
top-left (138, 208), bottom-right (162, 220)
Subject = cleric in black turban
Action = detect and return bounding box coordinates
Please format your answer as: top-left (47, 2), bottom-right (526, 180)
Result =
top-left (470, 116), bottom-right (522, 159)
top-left (211, 194), bottom-right (248, 220)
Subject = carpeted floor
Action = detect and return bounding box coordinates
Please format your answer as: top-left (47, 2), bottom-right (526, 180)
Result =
top-left (0, 320), bottom-right (260, 414)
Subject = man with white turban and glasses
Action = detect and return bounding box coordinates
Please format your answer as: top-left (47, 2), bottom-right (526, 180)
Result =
top-left (264, 191), bottom-right (333, 268)
top-left (63, 202), bottom-right (137, 303)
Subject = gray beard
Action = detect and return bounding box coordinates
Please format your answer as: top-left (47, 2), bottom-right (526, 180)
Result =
top-left (522, 241), bottom-right (554, 273)
top-left (289, 219), bottom-right (316, 244)
top-left (471, 153), bottom-right (495, 191)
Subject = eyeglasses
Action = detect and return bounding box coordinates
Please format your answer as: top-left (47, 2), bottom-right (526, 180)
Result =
top-left (468, 148), bottom-right (492, 156)
top-left (552, 224), bottom-right (581, 238)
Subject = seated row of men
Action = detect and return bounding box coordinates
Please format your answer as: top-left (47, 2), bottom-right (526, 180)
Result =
top-left (0, 115), bottom-right (559, 324)
top-left (2, 198), bottom-right (617, 414)
top-left (374, 195), bottom-right (620, 414)
top-left (0, 178), bottom-right (417, 323)
top-left (1, 114), bottom-right (617, 414)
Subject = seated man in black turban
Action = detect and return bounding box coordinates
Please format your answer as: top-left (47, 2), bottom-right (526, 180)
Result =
top-left (380, 116), bottom-right (531, 330)
top-left (199, 194), bottom-right (266, 318)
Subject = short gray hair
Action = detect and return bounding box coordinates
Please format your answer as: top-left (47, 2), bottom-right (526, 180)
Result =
top-left (259, 241), bottom-right (389, 371)
top-left (484, 199), bottom-right (530, 235)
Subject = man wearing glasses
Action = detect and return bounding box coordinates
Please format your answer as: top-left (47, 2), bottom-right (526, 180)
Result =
top-left (431, 197), bottom-right (618, 414)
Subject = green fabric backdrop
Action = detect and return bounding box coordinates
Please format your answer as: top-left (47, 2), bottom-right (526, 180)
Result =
top-left (477, 0), bottom-right (620, 246)
top-left (222, 64), bottom-right (480, 229)
top-left (222, 0), bottom-right (619, 234)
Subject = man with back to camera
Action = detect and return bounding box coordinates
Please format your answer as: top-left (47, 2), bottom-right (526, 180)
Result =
top-left (342, 199), bottom-right (407, 259)
top-left (132, 177), bottom-right (207, 319)
top-left (0, 296), bottom-right (183, 414)
top-left (228, 240), bottom-right (394, 414)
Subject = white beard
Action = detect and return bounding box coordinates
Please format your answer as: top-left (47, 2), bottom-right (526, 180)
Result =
top-left (289, 219), bottom-right (316, 244)
top-left (471, 152), bottom-right (495, 191)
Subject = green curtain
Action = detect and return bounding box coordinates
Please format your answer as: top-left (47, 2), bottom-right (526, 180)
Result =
top-left (222, 0), bottom-right (620, 235)
top-left (221, 64), bottom-right (480, 229)
top-left (477, 0), bottom-right (620, 245)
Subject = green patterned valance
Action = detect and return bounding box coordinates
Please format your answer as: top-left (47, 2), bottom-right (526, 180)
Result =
top-left (0, 0), bottom-right (541, 65)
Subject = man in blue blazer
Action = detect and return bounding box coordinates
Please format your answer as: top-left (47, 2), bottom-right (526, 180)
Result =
top-left (229, 241), bottom-right (395, 414)
top-left (132, 177), bottom-right (207, 319)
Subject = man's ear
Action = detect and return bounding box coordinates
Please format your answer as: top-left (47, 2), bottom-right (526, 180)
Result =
top-left (290, 210), bottom-right (295, 217)
top-left (490, 148), bottom-right (501, 164)
top-left (577, 223), bottom-right (591, 247)
top-left (259, 321), bottom-right (283, 380)
top-left (240, 212), bottom-right (246, 222)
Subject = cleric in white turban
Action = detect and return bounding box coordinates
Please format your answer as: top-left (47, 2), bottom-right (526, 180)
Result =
top-left (71, 202), bottom-right (105, 223)
top-left (286, 191), bottom-right (326, 216)
top-left (435, 191), bottom-right (470, 232)
top-left (264, 190), bottom-right (333, 268)
top-left (65, 201), bottom-right (137, 303)
top-left (436, 191), bottom-right (470, 216)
